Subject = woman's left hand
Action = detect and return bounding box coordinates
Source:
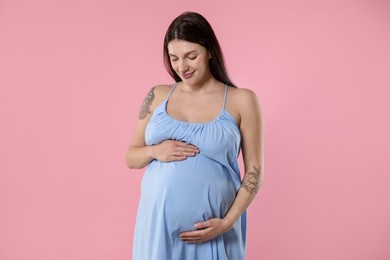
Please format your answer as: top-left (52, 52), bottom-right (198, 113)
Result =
top-left (179, 218), bottom-right (230, 243)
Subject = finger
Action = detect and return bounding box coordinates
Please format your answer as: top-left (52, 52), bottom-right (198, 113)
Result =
top-left (180, 229), bottom-right (205, 238)
top-left (170, 155), bottom-right (187, 161)
top-left (173, 149), bottom-right (197, 157)
top-left (186, 144), bottom-right (200, 151)
top-left (181, 235), bottom-right (209, 244)
top-left (194, 220), bottom-right (211, 229)
top-left (180, 230), bottom-right (210, 242)
top-left (175, 142), bottom-right (200, 151)
top-left (180, 231), bottom-right (198, 238)
top-left (181, 235), bottom-right (202, 241)
top-left (175, 148), bottom-right (197, 154)
top-left (183, 238), bottom-right (206, 244)
top-left (184, 146), bottom-right (200, 153)
top-left (177, 146), bottom-right (199, 154)
top-left (181, 236), bottom-right (204, 243)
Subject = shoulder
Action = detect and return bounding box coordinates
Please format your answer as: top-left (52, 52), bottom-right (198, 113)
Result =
top-left (144, 84), bottom-right (175, 110)
top-left (152, 84), bottom-right (173, 96)
top-left (229, 86), bottom-right (258, 98)
top-left (146, 84), bottom-right (172, 99)
top-left (225, 86), bottom-right (261, 126)
top-left (228, 86), bottom-right (260, 110)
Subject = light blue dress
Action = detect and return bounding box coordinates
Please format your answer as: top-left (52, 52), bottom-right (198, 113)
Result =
top-left (133, 83), bottom-right (246, 260)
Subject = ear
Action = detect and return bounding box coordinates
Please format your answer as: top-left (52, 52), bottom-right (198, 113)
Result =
top-left (208, 51), bottom-right (212, 59)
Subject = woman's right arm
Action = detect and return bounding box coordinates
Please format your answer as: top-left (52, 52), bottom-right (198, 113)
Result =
top-left (125, 86), bottom-right (157, 169)
top-left (125, 85), bottom-right (199, 169)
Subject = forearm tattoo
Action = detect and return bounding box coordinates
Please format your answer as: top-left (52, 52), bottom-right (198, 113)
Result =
top-left (138, 87), bottom-right (155, 120)
top-left (241, 165), bottom-right (261, 195)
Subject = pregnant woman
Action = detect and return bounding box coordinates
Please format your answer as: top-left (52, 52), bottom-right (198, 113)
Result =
top-left (126, 11), bottom-right (264, 260)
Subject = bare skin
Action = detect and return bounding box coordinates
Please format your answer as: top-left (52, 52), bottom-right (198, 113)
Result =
top-left (241, 165), bottom-right (261, 195)
top-left (138, 87), bottom-right (155, 120)
top-left (126, 39), bottom-right (264, 244)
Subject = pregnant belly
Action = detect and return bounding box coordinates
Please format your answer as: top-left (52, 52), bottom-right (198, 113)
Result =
top-left (140, 154), bottom-right (237, 232)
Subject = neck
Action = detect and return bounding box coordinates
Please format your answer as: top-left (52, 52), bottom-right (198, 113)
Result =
top-left (182, 76), bottom-right (220, 93)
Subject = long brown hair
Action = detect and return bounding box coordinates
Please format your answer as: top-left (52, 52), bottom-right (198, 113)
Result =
top-left (163, 11), bottom-right (236, 87)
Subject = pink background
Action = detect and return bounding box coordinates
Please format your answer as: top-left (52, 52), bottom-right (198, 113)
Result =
top-left (1, 0), bottom-right (389, 259)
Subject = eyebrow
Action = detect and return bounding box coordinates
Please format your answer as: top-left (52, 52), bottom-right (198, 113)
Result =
top-left (168, 50), bottom-right (198, 57)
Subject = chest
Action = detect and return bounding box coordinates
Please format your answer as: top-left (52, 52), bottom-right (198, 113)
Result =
top-left (166, 93), bottom-right (224, 123)
top-left (145, 105), bottom-right (241, 157)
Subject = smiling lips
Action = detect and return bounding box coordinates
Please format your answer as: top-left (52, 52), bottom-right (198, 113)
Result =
top-left (182, 71), bottom-right (194, 79)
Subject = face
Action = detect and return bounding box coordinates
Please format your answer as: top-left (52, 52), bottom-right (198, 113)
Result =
top-left (167, 39), bottom-right (212, 85)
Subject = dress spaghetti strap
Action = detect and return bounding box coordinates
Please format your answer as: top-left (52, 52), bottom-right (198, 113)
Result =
top-left (222, 84), bottom-right (228, 110)
top-left (166, 82), bottom-right (178, 100)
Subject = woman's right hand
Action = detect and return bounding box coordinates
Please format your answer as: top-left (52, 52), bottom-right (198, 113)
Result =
top-left (151, 140), bottom-right (200, 162)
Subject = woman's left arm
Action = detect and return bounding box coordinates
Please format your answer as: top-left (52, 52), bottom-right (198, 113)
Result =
top-left (180, 89), bottom-right (264, 243)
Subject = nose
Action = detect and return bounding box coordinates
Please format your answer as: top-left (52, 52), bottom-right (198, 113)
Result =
top-left (178, 59), bottom-right (189, 73)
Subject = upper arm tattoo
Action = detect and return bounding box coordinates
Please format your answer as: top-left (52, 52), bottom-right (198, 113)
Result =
top-left (138, 87), bottom-right (155, 120)
top-left (241, 165), bottom-right (261, 195)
